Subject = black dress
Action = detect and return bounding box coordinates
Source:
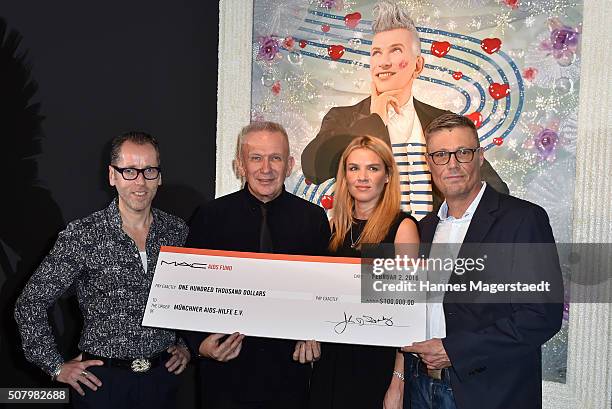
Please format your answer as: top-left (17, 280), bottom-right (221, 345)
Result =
top-left (309, 212), bottom-right (417, 409)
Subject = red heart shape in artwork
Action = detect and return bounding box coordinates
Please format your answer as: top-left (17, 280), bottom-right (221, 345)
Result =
top-left (493, 137), bottom-right (504, 146)
top-left (481, 38), bottom-right (502, 54)
top-left (431, 41), bottom-right (451, 58)
top-left (344, 12), bottom-right (361, 29)
top-left (283, 36), bottom-right (295, 50)
top-left (322, 24), bottom-right (330, 33)
top-left (465, 112), bottom-right (483, 128)
top-left (504, 0), bottom-right (519, 8)
top-left (299, 40), bottom-right (307, 48)
top-left (452, 71), bottom-right (463, 80)
top-left (321, 195), bottom-right (334, 210)
top-left (488, 83), bottom-right (510, 99)
top-left (328, 45), bottom-right (345, 61)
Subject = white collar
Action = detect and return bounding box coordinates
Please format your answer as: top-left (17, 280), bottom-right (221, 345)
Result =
top-left (387, 96), bottom-right (415, 118)
top-left (437, 182), bottom-right (487, 221)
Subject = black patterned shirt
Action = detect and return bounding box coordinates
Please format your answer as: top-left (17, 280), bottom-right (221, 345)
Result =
top-left (15, 199), bottom-right (188, 375)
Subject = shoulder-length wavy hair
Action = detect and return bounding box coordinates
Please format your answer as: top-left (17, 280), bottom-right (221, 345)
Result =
top-left (329, 135), bottom-right (401, 251)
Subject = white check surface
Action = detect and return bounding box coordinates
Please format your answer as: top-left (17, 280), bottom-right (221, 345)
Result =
top-left (142, 247), bottom-right (426, 347)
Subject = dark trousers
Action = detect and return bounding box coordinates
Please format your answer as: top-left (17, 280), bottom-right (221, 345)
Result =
top-left (403, 354), bottom-right (457, 409)
top-left (70, 364), bottom-right (180, 409)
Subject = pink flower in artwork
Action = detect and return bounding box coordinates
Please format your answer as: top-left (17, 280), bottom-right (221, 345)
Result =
top-left (319, 0), bottom-right (336, 9)
top-left (524, 121), bottom-right (560, 162)
top-left (523, 67), bottom-right (538, 82)
top-left (540, 18), bottom-right (581, 65)
top-left (271, 81), bottom-right (281, 95)
top-left (258, 36), bottom-right (280, 62)
top-left (251, 111), bottom-right (265, 122)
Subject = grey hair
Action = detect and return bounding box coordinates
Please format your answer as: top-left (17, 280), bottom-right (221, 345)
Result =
top-left (424, 113), bottom-right (480, 148)
top-left (372, 1), bottom-right (421, 56)
top-left (235, 121), bottom-right (290, 161)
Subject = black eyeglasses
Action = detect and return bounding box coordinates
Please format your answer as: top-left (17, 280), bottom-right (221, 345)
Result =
top-left (111, 165), bottom-right (161, 180)
top-left (426, 147), bottom-right (481, 165)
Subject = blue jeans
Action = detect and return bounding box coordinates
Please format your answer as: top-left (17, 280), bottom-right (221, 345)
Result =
top-left (403, 354), bottom-right (457, 409)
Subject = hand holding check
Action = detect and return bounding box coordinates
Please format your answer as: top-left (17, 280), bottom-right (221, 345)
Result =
top-left (199, 333), bottom-right (245, 362)
top-left (293, 340), bottom-right (321, 363)
top-left (402, 338), bottom-right (452, 370)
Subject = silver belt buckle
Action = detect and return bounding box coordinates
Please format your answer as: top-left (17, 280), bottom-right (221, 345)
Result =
top-left (130, 358), bottom-right (152, 373)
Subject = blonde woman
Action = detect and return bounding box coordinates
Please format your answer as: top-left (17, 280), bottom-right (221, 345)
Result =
top-left (309, 135), bottom-right (419, 409)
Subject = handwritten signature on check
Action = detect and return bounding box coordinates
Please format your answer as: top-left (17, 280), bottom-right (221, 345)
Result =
top-left (327, 312), bottom-right (395, 334)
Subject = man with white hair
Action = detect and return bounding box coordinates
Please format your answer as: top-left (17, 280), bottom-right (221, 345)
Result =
top-left (301, 0), bottom-right (508, 219)
top-left (184, 121), bottom-right (331, 409)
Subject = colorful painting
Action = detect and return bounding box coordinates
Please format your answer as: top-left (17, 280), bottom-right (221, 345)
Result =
top-left (250, 0), bottom-right (582, 383)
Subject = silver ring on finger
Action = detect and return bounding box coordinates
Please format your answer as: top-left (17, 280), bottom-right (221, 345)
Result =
top-left (81, 370), bottom-right (88, 377)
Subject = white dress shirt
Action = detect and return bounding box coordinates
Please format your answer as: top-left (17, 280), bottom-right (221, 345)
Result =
top-left (139, 251), bottom-right (148, 273)
top-left (427, 182), bottom-right (487, 339)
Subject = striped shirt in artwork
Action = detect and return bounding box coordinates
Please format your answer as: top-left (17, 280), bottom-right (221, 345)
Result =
top-left (392, 141), bottom-right (433, 219)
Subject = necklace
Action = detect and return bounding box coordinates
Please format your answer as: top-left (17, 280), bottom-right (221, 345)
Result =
top-left (349, 221), bottom-right (365, 248)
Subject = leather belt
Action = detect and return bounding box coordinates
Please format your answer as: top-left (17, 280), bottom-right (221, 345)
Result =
top-left (412, 356), bottom-right (448, 381)
top-left (420, 365), bottom-right (450, 381)
top-left (427, 368), bottom-right (443, 380)
top-left (81, 351), bottom-right (169, 373)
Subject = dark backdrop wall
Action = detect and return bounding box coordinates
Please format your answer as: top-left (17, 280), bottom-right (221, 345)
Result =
top-left (0, 1), bottom-right (219, 407)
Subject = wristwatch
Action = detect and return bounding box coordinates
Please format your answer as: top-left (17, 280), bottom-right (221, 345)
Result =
top-left (51, 364), bottom-right (62, 382)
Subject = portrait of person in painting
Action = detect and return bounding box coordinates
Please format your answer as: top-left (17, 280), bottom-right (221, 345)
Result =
top-left (301, 0), bottom-right (508, 219)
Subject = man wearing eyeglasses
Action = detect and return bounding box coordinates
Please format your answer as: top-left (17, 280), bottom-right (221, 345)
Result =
top-left (15, 132), bottom-right (190, 409)
top-left (396, 113), bottom-right (563, 409)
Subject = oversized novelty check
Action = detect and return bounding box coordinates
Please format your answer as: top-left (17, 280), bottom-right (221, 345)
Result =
top-left (142, 247), bottom-right (426, 347)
